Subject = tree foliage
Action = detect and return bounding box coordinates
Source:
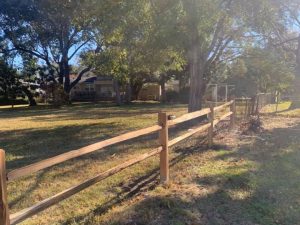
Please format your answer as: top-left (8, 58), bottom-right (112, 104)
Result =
top-left (0, 0), bottom-right (297, 108)
top-left (0, 0), bottom-right (96, 94)
top-left (227, 47), bottom-right (294, 96)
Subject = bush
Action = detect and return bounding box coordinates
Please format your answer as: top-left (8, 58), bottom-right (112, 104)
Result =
top-left (248, 115), bottom-right (263, 132)
top-left (166, 90), bottom-right (180, 103)
top-left (0, 96), bottom-right (28, 106)
top-left (166, 87), bottom-right (190, 104)
top-left (241, 115), bottom-right (263, 134)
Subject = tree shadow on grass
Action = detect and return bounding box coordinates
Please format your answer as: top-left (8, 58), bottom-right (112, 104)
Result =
top-left (60, 137), bottom-right (209, 225)
top-left (66, 119), bottom-right (300, 225)
top-left (8, 167), bottom-right (51, 208)
top-left (196, 121), bottom-right (300, 225)
top-left (3, 115), bottom-right (204, 170)
top-left (26, 103), bottom-right (187, 122)
top-left (5, 118), bottom-right (206, 211)
top-left (2, 122), bottom-right (123, 170)
top-left (0, 102), bottom-right (186, 120)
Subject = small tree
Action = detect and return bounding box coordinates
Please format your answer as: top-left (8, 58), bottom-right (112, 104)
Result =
top-left (0, 59), bottom-right (23, 107)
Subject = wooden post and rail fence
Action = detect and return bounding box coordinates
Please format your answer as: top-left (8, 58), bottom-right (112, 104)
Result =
top-left (234, 93), bottom-right (274, 119)
top-left (0, 100), bottom-right (236, 225)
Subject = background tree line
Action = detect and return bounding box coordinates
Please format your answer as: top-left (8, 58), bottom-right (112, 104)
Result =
top-left (0, 0), bottom-right (299, 111)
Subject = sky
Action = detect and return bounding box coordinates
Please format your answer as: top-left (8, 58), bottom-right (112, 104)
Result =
top-left (12, 45), bottom-right (84, 71)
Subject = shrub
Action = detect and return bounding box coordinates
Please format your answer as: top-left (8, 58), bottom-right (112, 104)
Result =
top-left (248, 115), bottom-right (263, 132)
top-left (166, 90), bottom-right (179, 103)
top-left (0, 96), bottom-right (28, 106)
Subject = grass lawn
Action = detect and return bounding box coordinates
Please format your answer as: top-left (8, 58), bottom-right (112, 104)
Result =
top-left (1, 102), bottom-right (300, 225)
top-left (260, 101), bottom-right (292, 114)
top-left (261, 101), bottom-right (300, 117)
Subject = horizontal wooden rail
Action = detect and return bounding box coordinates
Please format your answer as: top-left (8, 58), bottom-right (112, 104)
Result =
top-left (213, 111), bottom-right (233, 127)
top-left (169, 123), bottom-right (211, 146)
top-left (169, 111), bottom-right (233, 147)
top-left (213, 100), bottom-right (233, 112)
top-left (235, 98), bottom-right (252, 101)
top-left (7, 125), bottom-right (162, 182)
top-left (168, 108), bottom-right (210, 126)
top-left (10, 147), bottom-right (163, 225)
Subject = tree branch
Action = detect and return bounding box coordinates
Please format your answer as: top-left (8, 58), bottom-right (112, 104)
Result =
top-left (205, 35), bottom-right (233, 70)
top-left (205, 16), bottom-right (226, 59)
top-left (69, 67), bottom-right (91, 89)
top-left (68, 39), bottom-right (92, 60)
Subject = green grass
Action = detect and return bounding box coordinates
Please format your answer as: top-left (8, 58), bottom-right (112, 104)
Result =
top-left (1, 102), bottom-right (300, 224)
top-left (261, 101), bottom-right (300, 117)
top-left (261, 101), bottom-right (292, 114)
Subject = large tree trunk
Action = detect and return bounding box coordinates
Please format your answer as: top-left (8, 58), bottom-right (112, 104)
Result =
top-left (131, 81), bottom-right (143, 100)
top-left (58, 61), bottom-right (64, 85)
top-left (125, 82), bottom-right (132, 104)
top-left (291, 34), bottom-right (300, 109)
top-left (183, 0), bottom-right (206, 112)
top-left (114, 80), bottom-right (122, 106)
top-left (22, 86), bottom-right (37, 106)
top-left (63, 57), bottom-right (71, 93)
top-left (296, 35), bottom-right (300, 77)
top-left (188, 44), bottom-right (204, 112)
top-left (55, 56), bottom-right (72, 104)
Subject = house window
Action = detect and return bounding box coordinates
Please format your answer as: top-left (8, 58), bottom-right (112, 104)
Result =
top-left (100, 85), bottom-right (114, 97)
top-left (85, 83), bottom-right (94, 92)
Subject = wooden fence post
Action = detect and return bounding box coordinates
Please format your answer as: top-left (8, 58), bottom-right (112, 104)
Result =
top-left (248, 99), bottom-right (252, 118)
top-left (230, 100), bottom-right (236, 129)
top-left (0, 149), bottom-right (10, 225)
top-left (158, 112), bottom-right (169, 184)
top-left (255, 94), bottom-right (260, 115)
top-left (244, 99), bottom-right (248, 120)
top-left (251, 96), bottom-right (256, 115)
top-left (208, 104), bottom-right (214, 148)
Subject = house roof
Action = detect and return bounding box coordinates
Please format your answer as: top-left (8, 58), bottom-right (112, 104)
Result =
top-left (70, 72), bottom-right (113, 84)
top-left (69, 72), bottom-right (97, 84)
top-left (84, 77), bottom-right (97, 83)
